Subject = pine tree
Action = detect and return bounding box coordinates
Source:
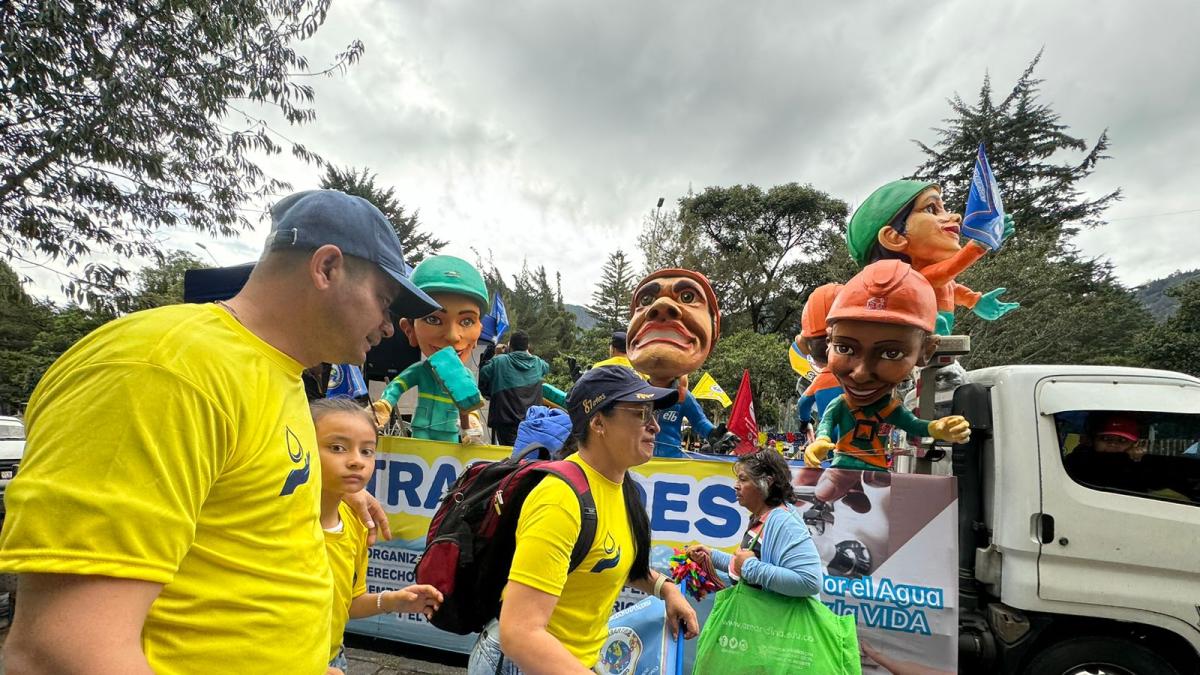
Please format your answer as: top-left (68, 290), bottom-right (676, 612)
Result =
top-left (910, 52), bottom-right (1149, 368)
top-left (1134, 280), bottom-right (1200, 377)
top-left (912, 50), bottom-right (1120, 245)
top-left (319, 166), bottom-right (447, 265)
top-left (585, 250), bottom-right (636, 331)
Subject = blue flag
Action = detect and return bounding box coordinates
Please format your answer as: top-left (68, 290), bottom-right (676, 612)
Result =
top-left (962, 142), bottom-right (1006, 250)
top-left (327, 363), bottom-right (367, 399)
top-left (480, 293), bottom-right (509, 344)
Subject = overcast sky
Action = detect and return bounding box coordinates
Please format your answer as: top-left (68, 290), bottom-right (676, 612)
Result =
top-left (16, 0), bottom-right (1200, 306)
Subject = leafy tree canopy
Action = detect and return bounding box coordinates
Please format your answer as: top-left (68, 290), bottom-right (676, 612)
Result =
top-left (319, 165), bottom-right (446, 265)
top-left (1, 0), bottom-right (362, 309)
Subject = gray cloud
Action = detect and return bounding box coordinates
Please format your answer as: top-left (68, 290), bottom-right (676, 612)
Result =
top-left (20, 0), bottom-right (1200, 306)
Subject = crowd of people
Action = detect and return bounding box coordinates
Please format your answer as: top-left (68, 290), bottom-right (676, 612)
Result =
top-left (0, 188), bottom-right (835, 675)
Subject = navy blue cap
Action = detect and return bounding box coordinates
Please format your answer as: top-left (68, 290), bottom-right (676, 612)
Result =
top-left (611, 331), bottom-right (627, 352)
top-left (266, 190), bottom-right (440, 319)
top-left (566, 365), bottom-right (679, 431)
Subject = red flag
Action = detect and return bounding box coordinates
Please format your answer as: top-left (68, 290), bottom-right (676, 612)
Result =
top-left (727, 369), bottom-right (758, 455)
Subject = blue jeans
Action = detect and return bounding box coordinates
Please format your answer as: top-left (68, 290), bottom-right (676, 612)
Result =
top-left (328, 645), bottom-right (349, 673)
top-left (467, 620), bottom-right (523, 675)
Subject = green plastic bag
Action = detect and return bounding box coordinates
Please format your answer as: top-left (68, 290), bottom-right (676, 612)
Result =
top-left (693, 583), bottom-right (860, 674)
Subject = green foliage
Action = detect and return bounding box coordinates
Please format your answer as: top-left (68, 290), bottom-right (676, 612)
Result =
top-left (481, 262), bottom-right (577, 381)
top-left (637, 206), bottom-right (712, 275)
top-left (1, 0), bottom-right (362, 309)
top-left (1133, 280), bottom-right (1200, 377)
top-left (585, 249), bottom-right (636, 332)
top-left (1134, 269), bottom-right (1200, 321)
top-left (637, 185), bottom-right (850, 336)
top-left (910, 52), bottom-right (1148, 368)
top-left (319, 166), bottom-right (447, 265)
top-left (952, 241), bottom-right (1152, 369)
top-left (132, 251), bottom-right (206, 311)
top-left (0, 260), bottom-right (112, 413)
top-left (912, 50), bottom-right (1120, 246)
top-left (700, 330), bottom-right (793, 428)
top-left (679, 184), bottom-right (849, 335)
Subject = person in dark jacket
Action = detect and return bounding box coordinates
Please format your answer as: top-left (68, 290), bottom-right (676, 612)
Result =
top-left (479, 331), bottom-right (550, 445)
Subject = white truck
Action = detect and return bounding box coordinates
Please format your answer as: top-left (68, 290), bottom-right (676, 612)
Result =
top-left (905, 365), bottom-right (1200, 674)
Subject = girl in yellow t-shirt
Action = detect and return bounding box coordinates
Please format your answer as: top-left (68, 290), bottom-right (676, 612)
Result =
top-left (311, 398), bottom-right (444, 674)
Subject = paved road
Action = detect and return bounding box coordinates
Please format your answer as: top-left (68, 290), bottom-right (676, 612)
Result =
top-left (343, 634), bottom-right (467, 675)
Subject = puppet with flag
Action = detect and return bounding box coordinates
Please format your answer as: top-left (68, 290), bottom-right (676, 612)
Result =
top-left (727, 370), bottom-right (759, 456)
top-left (843, 143), bottom-right (1018, 335)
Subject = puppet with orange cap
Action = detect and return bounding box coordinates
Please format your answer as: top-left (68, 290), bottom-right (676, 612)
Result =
top-left (803, 260), bottom-right (971, 471)
top-left (794, 283), bottom-right (844, 438)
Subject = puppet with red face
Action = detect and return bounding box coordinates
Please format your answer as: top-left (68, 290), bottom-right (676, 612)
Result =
top-left (627, 269), bottom-right (732, 457)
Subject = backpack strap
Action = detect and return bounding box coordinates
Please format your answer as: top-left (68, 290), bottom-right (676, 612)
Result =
top-left (535, 460), bottom-right (598, 573)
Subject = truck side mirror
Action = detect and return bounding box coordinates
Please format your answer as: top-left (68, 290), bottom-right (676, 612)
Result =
top-left (953, 383), bottom-right (992, 433)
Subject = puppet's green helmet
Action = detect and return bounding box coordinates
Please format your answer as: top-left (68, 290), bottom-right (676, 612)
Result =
top-left (846, 180), bottom-right (937, 267)
top-left (409, 255), bottom-right (490, 311)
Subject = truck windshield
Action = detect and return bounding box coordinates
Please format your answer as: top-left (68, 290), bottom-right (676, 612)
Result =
top-left (1054, 410), bottom-right (1200, 506)
top-left (0, 422), bottom-right (24, 441)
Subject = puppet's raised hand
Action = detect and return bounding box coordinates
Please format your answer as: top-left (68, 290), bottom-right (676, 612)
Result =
top-left (928, 415), bottom-right (971, 443)
top-left (371, 399), bottom-right (393, 429)
top-left (804, 437), bottom-right (836, 468)
top-left (1001, 213), bottom-right (1015, 245)
top-left (973, 288), bottom-right (1019, 321)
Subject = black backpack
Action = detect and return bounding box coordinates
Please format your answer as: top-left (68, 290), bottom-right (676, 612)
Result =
top-left (414, 446), bottom-right (598, 634)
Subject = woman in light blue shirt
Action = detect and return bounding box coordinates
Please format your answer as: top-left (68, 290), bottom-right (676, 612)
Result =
top-left (688, 450), bottom-right (822, 597)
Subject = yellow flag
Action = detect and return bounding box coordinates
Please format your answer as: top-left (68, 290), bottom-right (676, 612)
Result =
top-left (789, 340), bottom-right (815, 379)
top-left (691, 372), bottom-right (732, 408)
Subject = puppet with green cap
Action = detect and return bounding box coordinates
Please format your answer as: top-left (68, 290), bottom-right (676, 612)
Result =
top-left (372, 255), bottom-right (488, 443)
top-left (846, 179), bottom-right (1018, 335)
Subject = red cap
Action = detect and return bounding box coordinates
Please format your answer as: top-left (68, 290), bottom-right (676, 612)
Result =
top-left (1097, 415), bottom-right (1138, 441)
top-left (800, 283), bottom-right (843, 338)
top-left (827, 260), bottom-right (937, 333)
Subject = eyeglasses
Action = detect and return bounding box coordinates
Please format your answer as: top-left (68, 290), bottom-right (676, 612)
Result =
top-left (613, 405), bottom-right (656, 426)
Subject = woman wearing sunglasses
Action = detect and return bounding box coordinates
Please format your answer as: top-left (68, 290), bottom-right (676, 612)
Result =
top-left (468, 365), bottom-right (700, 675)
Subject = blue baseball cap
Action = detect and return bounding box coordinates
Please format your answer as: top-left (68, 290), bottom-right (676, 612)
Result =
top-left (266, 189), bottom-right (440, 319)
top-left (566, 365), bottom-right (679, 431)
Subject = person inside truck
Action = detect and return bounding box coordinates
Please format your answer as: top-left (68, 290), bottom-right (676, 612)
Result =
top-left (1062, 412), bottom-right (1200, 504)
top-left (1063, 414), bottom-right (1148, 492)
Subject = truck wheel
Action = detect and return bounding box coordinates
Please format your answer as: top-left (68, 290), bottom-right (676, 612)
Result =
top-left (1025, 637), bottom-right (1179, 675)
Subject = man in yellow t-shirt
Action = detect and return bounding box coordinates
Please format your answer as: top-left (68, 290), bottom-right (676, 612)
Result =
top-left (591, 331), bottom-right (645, 378)
top-left (0, 190), bottom-right (440, 674)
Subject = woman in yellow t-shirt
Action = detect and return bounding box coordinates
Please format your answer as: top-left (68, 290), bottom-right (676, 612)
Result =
top-left (467, 366), bottom-right (700, 675)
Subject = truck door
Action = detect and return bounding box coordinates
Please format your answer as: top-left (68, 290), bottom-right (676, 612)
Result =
top-left (1035, 376), bottom-right (1200, 632)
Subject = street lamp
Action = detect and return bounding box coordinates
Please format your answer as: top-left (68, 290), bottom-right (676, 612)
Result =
top-left (195, 242), bottom-right (219, 266)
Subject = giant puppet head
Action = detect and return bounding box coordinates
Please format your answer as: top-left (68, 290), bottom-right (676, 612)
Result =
top-left (796, 282), bottom-right (843, 370)
top-left (846, 180), bottom-right (959, 269)
top-left (824, 260), bottom-right (938, 408)
top-left (626, 269), bottom-right (721, 385)
top-left (398, 255), bottom-right (489, 365)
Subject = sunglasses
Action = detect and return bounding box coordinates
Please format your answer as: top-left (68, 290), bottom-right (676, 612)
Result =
top-left (613, 405), bottom-right (656, 426)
